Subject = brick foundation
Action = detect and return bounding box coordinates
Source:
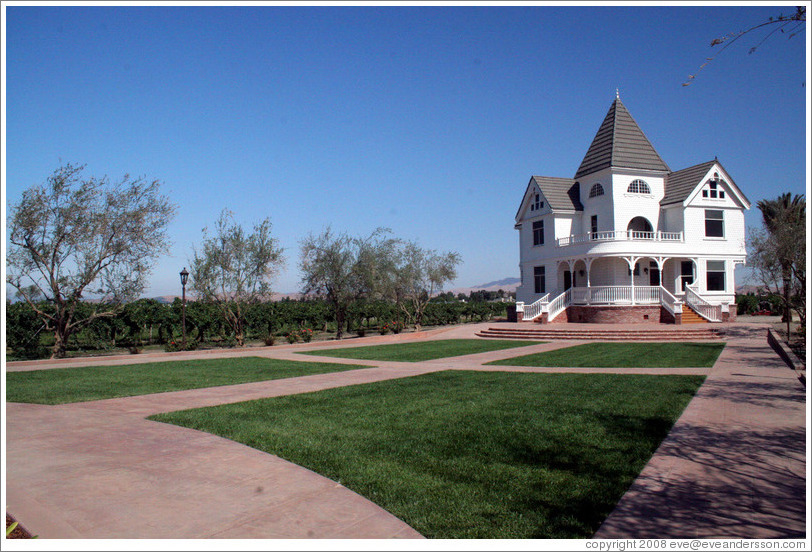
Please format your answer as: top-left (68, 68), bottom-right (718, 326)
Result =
top-left (547, 305), bottom-right (676, 325)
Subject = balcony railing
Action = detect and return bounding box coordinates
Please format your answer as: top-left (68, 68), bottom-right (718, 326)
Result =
top-left (557, 230), bottom-right (683, 247)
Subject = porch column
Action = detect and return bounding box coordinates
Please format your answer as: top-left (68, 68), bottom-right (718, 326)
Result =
top-left (654, 256), bottom-right (669, 287)
top-left (585, 257), bottom-right (594, 305)
top-left (624, 256), bottom-right (639, 305)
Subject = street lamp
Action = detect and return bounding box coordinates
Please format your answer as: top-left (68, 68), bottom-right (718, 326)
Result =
top-left (180, 267), bottom-right (189, 349)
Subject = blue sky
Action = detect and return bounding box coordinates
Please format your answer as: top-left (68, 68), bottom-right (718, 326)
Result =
top-left (4, 3), bottom-right (809, 297)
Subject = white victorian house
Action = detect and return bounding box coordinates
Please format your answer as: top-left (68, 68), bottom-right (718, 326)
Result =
top-left (514, 96), bottom-right (750, 324)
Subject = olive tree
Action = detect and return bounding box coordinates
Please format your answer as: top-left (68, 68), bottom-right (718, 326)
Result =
top-left (299, 227), bottom-right (395, 339)
top-left (7, 164), bottom-right (175, 358)
top-left (390, 241), bottom-right (461, 332)
top-left (190, 209), bottom-right (284, 346)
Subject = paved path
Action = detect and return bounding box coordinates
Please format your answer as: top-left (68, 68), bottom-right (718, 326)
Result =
top-left (5, 322), bottom-right (806, 539)
top-left (595, 324), bottom-right (806, 538)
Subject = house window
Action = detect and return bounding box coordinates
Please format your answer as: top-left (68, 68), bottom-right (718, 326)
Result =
top-left (590, 215), bottom-right (598, 239)
top-left (530, 193), bottom-right (544, 211)
top-left (627, 179), bottom-right (651, 194)
top-left (705, 209), bottom-right (724, 238)
top-left (534, 266), bottom-right (545, 294)
top-left (532, 220), bottom-right (544, 246)
top-left (706, 260), bottom-right (725, 291)
top-left (702, 180), bottom-right (726, 199)
top-left (589, 183), bottom-right (604, 198)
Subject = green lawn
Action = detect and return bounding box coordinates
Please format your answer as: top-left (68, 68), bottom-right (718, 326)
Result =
top-left (298, 338), bottom-right (544, 362)
top-left (5, 357), bottom-right (365, 404)
top-left (486, 342), bottom-right (726, 368)
top-left (151, 371), bottom-right (705, 538)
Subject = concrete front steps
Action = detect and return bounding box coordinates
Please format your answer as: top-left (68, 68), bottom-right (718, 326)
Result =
top-left (476, 325), bottom-right (725, 341)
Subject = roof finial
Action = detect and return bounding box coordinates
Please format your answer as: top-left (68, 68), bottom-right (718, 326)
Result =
top-left (616, 88), bottom-right (620, 100)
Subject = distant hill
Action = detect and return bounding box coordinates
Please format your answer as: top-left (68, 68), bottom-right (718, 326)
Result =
top-left (476, 277), bottom-right (520, 289)
top-left (447, 277), bottom-right (519, 297)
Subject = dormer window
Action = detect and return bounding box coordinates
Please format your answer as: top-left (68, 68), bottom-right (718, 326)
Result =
top-left (627, 179), bottom-right (651, 194)
top-left (589, 183), bottom-right (604, 198)
top-left (701, 176), bottom-right (726, 199)
top-left (529, 193), bottom-right (544, 211)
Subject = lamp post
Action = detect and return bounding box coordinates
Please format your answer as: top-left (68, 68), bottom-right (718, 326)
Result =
top-left (180, 267), bottom-right (189, 349)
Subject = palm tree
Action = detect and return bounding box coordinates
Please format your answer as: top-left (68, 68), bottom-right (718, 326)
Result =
top-left (756, 193), bottom-right (805, 338)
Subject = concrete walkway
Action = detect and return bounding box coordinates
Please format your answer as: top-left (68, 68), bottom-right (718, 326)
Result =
top-left (5, 322), bottom-right (806, 539)
top-left (595, 323), bottom-right (806, 538)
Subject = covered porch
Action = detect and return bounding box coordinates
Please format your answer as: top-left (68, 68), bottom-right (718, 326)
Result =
top-left (517, 255), bottom-right (733, 324)
top-left (556, 255), bottom-right (695, 298)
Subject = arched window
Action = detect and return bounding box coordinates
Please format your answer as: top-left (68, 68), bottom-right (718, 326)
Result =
top-left (627, 179), bottom-right (651, 194)
top-left (589, 183), bottom-right (604, 198)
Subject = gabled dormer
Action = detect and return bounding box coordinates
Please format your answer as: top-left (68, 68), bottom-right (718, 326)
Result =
top-left (662, 160), bottom-right (750, 209)
top-left (514, 176), bottom-right (582, 225)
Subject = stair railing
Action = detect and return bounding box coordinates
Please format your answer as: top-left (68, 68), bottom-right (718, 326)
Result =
top-left (684, 285), bottom-right (721, 322)
top-left (659, 286), bottom-right (683, 317)
top-left (519, 294), bottom-right (549, 321)
top-left (547, 289), bottom-right (572, 322)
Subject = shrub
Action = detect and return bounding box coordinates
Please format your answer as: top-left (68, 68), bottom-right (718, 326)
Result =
top-left (286, 333), bottom-right (298, 344)
top-left (736, 294), bottom-right (759, 315)
top-left (379, 324), bottom-right (390, 335)
top-left (300, 328), bottom-right (314, 343)
top-left (164, 340), bottom-right (199, 352)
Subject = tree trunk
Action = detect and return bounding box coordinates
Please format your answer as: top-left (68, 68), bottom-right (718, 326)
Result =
top-left (784, 274), bottom-right (792, 340)
top-left (335, 309), bottom-right (345, 340)
top-left (51, 325), bottom-right (71, 359)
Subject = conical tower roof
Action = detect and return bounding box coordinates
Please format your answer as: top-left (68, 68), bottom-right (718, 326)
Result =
top-left (574, 98), bottom-right (670, 179)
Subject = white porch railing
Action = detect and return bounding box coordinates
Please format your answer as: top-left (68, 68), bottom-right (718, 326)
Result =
top-left (557, 230), bottom-right (683, 247)
top-left (569, 286), bottom-right (661, 305)
top-left (519, 285), bottom-right (713, 323)
top-left (684, 285), bottom-right (722, 322)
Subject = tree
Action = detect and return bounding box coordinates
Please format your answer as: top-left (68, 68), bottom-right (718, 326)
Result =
top-left (390, 241), bottom-right (462, 332)
top-left (299, 227), bottom-right (395, 339)
top-left (749, 193), bottom-right (806, 337)
top-left (684, 6), bottom-right (806, 87)
top-left (190, 209), bottom-right (285, 346)
top-left (7, 164), bottom-right (175, 358)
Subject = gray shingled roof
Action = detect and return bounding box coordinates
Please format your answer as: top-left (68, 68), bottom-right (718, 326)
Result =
top-left (531, 176), bottom-right (583, 211)
top-left (662, 159), bottom-right (749, 206)
top-left (661, 160), bottom-right (717, 206)
top-left (574, 99), bottom-right (670, 179)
